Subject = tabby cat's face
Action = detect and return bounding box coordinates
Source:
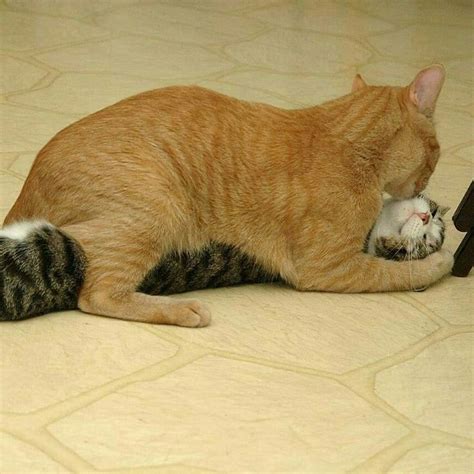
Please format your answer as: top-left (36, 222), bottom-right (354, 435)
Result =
top-left (370, 195), bottom-right (448, 261)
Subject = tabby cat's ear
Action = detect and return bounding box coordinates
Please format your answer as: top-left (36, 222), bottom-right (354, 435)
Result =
top-left (352, 74), bottom-right (367, 92)
top-left (408, 64), bottom-right (445, 117)
top-left (439, 205), bottom-right (450, 216)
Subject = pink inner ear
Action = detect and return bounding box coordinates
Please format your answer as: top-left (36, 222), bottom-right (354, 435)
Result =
top-left (410, 65), bottom-right (445, 115)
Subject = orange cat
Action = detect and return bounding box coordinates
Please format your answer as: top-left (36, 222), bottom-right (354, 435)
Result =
top-left (3, 65), bottom-right (452, 327)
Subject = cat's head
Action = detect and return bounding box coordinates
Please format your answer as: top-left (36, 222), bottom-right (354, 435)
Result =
top-left (353, 65), bottom-right (445, 199)
top-left (375, 195), bottom-right (449, 260)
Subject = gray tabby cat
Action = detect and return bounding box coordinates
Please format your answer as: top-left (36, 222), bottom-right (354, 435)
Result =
top-left (366, 195), bottom-right (448, 261)
top-left (0, 195), bottom-right (447, 321)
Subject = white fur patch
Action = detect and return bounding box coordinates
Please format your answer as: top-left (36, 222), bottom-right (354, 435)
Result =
top-left (368, 195), bottom-right (445, 255)
top-left (0, 220), bottom-right (53, 241)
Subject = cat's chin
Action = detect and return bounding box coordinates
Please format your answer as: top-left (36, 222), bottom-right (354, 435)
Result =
top-left (385, 188), bottom-right (418, 200)
top-left (384, 180), bottom-right (418, 200)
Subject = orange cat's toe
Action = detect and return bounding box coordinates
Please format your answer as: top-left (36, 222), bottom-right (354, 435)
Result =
top-left (166, 300), bottom-right (212, 328)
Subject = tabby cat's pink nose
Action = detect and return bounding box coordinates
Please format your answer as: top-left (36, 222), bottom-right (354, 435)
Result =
top-left (416, 212), bottom-right (430, 225)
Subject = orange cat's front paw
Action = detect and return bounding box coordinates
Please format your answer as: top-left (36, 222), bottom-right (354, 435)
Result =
top-left (434, 248), bottom-right (454, 273)
top-left (425, 248), bottom-right (454, 280)
top-left (410, 248), bottom-right (453, 291)
top-left (165, 299), bottom-right (211, 328)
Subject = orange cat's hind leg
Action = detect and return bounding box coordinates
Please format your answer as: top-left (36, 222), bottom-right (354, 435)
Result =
top-left (80, 289), bottom-right (211, 327)
top-left (62, 221), bottom-right (211, 327)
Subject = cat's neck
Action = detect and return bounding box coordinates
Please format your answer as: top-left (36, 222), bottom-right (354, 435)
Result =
top-left (321, 86), bottom-right (402, 135)
top-left (308, 86), bottom-right (404, 176)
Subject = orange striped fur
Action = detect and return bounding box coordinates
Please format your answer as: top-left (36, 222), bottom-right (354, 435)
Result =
top-left (4, 65), bottom-right (452, 326)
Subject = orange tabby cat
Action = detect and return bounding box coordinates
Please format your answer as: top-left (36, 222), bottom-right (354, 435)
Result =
top-left (4, 65), bottom-right (453, 327)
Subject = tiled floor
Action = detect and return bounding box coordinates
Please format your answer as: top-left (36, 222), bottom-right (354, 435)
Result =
top-left (0, 1), bottom-right (473, 472)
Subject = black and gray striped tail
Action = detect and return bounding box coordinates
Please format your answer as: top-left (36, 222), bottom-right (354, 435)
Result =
top-left (0, 221), bottom-right (87, 321)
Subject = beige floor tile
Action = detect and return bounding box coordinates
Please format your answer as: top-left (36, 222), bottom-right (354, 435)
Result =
top-left (0, 172), bottom-right (24, 221)
top-left (49, 355), bottom-right (408, 472)
top-left (375, 333), bottom-right (474, 439)
top-left (0, 56), bottom-right (47, 95)
top-left (409, 279), bottom-right (472, 326)
top-left (0, 432), bottom-right (67, 473)
top-left (155, 286), bottom-right (439, 374)
top-left (445, 58), bottom-right (473, 84)
top-left (205, 70), bottom-right (355, 106)
top-left (388, 444), bottom-right (474, 474)
top-left (247, 0), bottom-right (394, 36)
top-left (170, 0), bottom-right (276, 12)
top-left (367, 24), bottom-right (472, 64)
top-left (351, 0), bottom-right (473, 28)
top-left (0, 104), bottom-right (77, 152)
top-left (35, 36), bottom-right (234, 80)
top-left (0, 153), bottom-right (22, 171)
top-left (0, 11), bottom-right (107, 52)
top-left (225, 29), bottom-right (371, 74)
top-left (0, 313), bottom-right (177, 412)
top-left (95, 3), bottom-right (266, 45)
top-left (4, 0), bottom-right (141, 19)
top-left (451, 143), bottom-right (473, 167)
top-left (10, 73), bottom-right (164, 115)
top-left (4, 152), bottom-right (36, 179)
top-left (436, 108), bottom-right (473, 151)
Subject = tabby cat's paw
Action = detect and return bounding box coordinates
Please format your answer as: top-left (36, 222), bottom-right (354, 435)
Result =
top-left (169, 299), bottom-right (211, 328)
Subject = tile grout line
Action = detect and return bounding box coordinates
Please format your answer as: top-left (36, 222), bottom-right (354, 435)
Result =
top-left (394, 293), bottom-right (451, 327)
top-left (0, 346), bottom-right (207, 429)
top-left (1, 168), bottom-right (27, 180)
top-left (100, 461), bottom-right (219, 473)
top-left (349, 432), bottom-right (429, 474)
top-left (339, 366), bottom-right (474, 447)
top-left (0, 427), bottom-right (92, 473)
top-left (147, 323), bottom-right (474, 456)
top-left (1, 323), bottom-right (471, 472)
top-left (0, 344), bottom-right (211, 472)
top-left (5, 322), bottom-right (470, 472)
top-left (342, 324), bottom-right (473, 378)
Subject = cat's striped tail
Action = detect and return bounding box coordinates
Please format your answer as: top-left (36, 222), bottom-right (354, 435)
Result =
top-left (0, 221), bottom-right (86, 321)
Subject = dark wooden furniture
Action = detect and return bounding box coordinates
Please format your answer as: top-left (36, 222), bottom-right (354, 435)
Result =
top-left (452, 181), bottom-right (473, 277)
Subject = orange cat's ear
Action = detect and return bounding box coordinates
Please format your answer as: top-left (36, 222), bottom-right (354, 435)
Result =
top-left (352, 74), bottom-right (367, 92)
top-left (408, 64), bottom-right (445, 117)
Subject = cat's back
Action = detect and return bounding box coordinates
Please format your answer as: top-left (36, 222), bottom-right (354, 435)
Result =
top-left (31, 85), bottom-right (295, 169)
top-left (78, 85), bottom-right (288, 129)
top-left (4, 86), bottom-right (299, 226)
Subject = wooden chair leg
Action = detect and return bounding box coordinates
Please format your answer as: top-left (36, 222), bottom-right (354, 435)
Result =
top-left (453, 230), bottom-right (473, 277)
top-left (452, 181), bottom-right (473, 278)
